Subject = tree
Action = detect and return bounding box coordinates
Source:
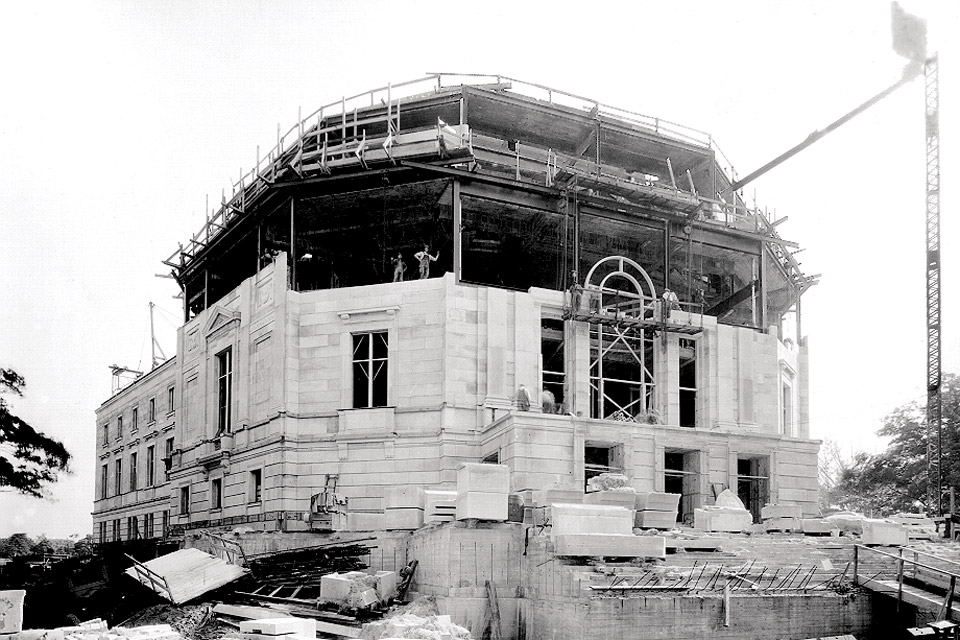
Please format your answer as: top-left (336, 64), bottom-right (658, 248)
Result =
top-left (72, 534), bottom-right (95, 557)
top-left (0, 368), bottom-right (71, 498)
top-left (0, 533), bottom-right (35, 558)
top-left (831, 373), bottom-right (960, 516)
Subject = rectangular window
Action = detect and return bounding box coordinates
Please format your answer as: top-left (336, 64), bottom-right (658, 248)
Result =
top-left (250, 469), bottom-right (262, 503)
top-left (211, 478), bottom-right (222, 510)
top-left (117, 415), bottom-right (123, 438)
top-left (541, 317), bottom-right (565, 412)
top-left (112, 519), bottom-right (120, 542)
top-left (100, 464), bottom-right (108, 499)
top-left (678, 338), bottom-right (697, 428)
top-left (148, 398), bottom-right (156, 423)
top-left (165, 437), bottom-right (174, 456)
top-left (146, 445), bottom-right (155, 486)
top-left (352, 332), bottom-right (388, 408)
top-left (216, 348), bottom-right (233, 433)
top-left (782, 382), bottom-right (794, 436)
top-left (180, 485), bottom-right (190, 514)
top-left (129, 452), bottom-right (138, 491)
top-left (101, 423), bottom-right (109, 447)
top-left (114, 459), bottom-right (122, 495)
top-left (98, 521), bottom-right (106, 544)
top-left (168, 386), bottom-right (175, 413)
top-left (146, 513), bottom-right (154, 538)
top-left (162, 510), bottom-right (169, 537)
top-left (131, 406), bottom-right (138, 431)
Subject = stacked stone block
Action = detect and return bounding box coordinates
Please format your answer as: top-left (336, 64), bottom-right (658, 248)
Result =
top-left (456, 463), bottom-right (509, 521)
top-left (384, 486), bottom-right (425, 530)
top-left (634, 492), bottom-right (680, 530)
top-left (761, 503), bottom-right (802, 532)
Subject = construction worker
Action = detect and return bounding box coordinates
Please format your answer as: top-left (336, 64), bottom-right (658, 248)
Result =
top-left (391, 252), bottom-right (406, 282)
top-left (414, 245), bottom-right (439, 279)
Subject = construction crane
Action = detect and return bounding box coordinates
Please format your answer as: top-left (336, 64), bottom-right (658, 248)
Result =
top-left (719, 5), bottom-right (942, 513)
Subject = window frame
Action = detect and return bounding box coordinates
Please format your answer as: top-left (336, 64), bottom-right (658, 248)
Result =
top-left (114, 458), bottom-right (122, 495)
top-left (131, 406), bottom-right (138, 431)
top-left (180, 485), bottom-right (190, 514)
top-left (100, 464), bottom-right (108, 499)
top-left (148, 398), bottom-right (156, 423)
top-left (116, 415), bottom-right (123, 439)
top-left (146, 445), bottom-right (155, 487)
top-left (216, 347), bottom-right (234, 433)
top-left (129, 452), bottom-right (138, 492)
top-left (249, 469), bottom-right (262, 503)
top-left (211, 477), bottom-right (222, 510)
top-left (351, 331), bottom-right (389, 409)
top-left (167, 386), bottom-right (175, 414)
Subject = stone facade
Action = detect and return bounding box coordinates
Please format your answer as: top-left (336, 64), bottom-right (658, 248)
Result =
top-left (93, 251), bottom-right (818, 542)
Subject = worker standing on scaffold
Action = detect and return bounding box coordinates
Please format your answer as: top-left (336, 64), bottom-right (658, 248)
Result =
top-left (414, 245), bottom-right (439, 279)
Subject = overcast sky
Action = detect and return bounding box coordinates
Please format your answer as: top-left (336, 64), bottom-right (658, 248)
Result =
top-left (1, 0), bottom-right (957, 538)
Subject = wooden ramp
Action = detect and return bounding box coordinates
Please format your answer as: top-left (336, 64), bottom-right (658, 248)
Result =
top-left (125, 547), bottom-right (248, 605)
top-left (857, 575), bottom-right (960, 617)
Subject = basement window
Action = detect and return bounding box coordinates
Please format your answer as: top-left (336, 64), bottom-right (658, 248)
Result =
top-left (584, 442), bottom-right (623, 491)
top-left (737, 455), bottom-right (770, 523)
top-left (541, 317), bottom-right (565, 412)
top-left (664, 449), bottom-right (701, 524)
top-left (352, 332), bottom-right (388, 408)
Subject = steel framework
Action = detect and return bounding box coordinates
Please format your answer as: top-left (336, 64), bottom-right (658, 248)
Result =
top-left (925, 54), bottom-right (942, 516)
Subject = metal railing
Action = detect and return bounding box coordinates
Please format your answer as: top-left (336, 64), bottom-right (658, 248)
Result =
top-left (854, 544), bottom-right (960, 618)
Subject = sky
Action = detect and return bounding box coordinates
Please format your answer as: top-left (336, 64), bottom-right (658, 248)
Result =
top-left (0, 0), bottom-right (958, 538)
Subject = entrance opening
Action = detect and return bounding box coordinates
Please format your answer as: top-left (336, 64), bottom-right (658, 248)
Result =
top-left (541, 317), bottom-right (565, 411)
top-left (737, 455), bottom-right (770, 523)
top-left (584, 442), bottom-right (624, 491)
top-left (664, 448), bottom-right (701, 524)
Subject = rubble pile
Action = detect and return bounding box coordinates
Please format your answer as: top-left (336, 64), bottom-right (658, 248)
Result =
top-left (359, 614), bottom-right (471, 640)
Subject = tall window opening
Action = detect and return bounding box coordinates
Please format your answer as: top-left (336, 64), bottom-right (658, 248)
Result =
top-left (678, 338), bottom-right (697, 427)
top-left (250, 469), bottom-right (262, 503)
top-left (541, 317), bottom-right (565, 412)
top-left (148, 398), bottom-right (156, 423)
top-left (590, 323), bottom-right (655, 421)
top-left (98, 521), bottom-right (106, 543)
top-left (129, 452), bottom-right (137, 491)
top-left (131, 406), bottom-right (138, 431)
top-left (216, 348), bottom-right (233, 433)
top-left (664, 449), bottom-right (701, 523)
top-left (101, 423), bottom-right (109, 446)
top-left (211, 478), bottom-right (222, 510)
top-left (114, 459), bottom-right (122, 495)
top-left (146, 445), bottom-right (155, 486)
top-left (117, 415), bottom-right (123, 438)
top-left (352, 332), bottom-right (388, 408)
top-left (168, 386), bottom-right (175, 413)
top-left (100, 464), bottom-right (108, 499)
top-left (180, 485), bottom-right (190, 514)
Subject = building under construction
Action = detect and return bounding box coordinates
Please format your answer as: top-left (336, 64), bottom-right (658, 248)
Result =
top-left (90, 75), bottom-right (851, 638)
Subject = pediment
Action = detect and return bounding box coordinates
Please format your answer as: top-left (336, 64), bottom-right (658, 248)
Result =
top-left (203, 306), bottom-right (241, 337)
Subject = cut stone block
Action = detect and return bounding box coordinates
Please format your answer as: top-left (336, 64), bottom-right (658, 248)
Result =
top-left (551, 503), bottom-right (633, 536)
top-left (374, 570), bottom-right (397, 599)
top-left (456, 491), bottom-right (508, 521)
top-left (11, 630), bottom-right (65, 640)
top-left (761, 504), bottom-right (803, 520)
top-left (457, 463), bottom-right (510, 494)
top-left (531, 488), bottom-right (584, 506)
top-left (694, 508), bottom-right (752, 532)
top-left (383, 486), bottom-right (425, 509)
top-left (764, 517), bottom-right (800, 531)
top-left (356, 588), bottom-right (379, 608)
top-left (801, 519), bottom-right (838, 535)
top-left (636, 510), bottom-right (678, 530)
top-left (0, 590), bottom-right (26, 634)
top-left (635, 492), bottom-right (681, 512)
top-left (584, 491), bottom-right (638, 509)
top-left (319, 573), bottom-right (354, 602)
top-left (862, 519), bottom-right (909, 546)
top-left (554, 534), bottom-right (666, 559)
top-left (384, 507), bottom-right (424, 530)
top-left (240, 618), bottom-right (316, 638)
top-left (346, 512), bottom-right (385, 531)
top-left (423, 489), bottom-right (457, 524)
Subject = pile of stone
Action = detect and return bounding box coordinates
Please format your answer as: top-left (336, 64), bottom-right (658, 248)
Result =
top-left (890, 513), bottom-right (938, 541)
top-left (319, 570), bottom-right (398, 608)
top-left (693, 489), bottom-right (752, 533)
top-left (360, 614), bottom-right (471, 640)
top-left (0, 592), bottom-right (181, 640)
top-left (550, 503), bottom-right (665, 558)
top-left (456, 463), bottom-right (509, 521)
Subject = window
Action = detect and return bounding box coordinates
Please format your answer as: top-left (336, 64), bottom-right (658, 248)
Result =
top-left (116, 415), bottom-right (123, 438)
top-left (180, 485), bottom-right (190, 514)
top-left (211, 478), bottom-right (222, 510)
top-left (148, 398), bottom-right (156, 423)
top-left (114, 459), bottom-right (122, 495)
top-left (250, 469), bottom-right (262, 503)
top-left (216, 348), bottom-right (233, 433)
top-left (129, 452), bottom-right (138, 491)
top-left (165, 437), bottom-right (174, 456)
top-left (146, 513), bottom-right (154, 539)
top-left (737, 455), bottom-right (770, 523)
top-left (164, 437), bottom-right (175, 479)
top-left (98, 521), bottom-right (106, 544)
top-left (162, 510), bottom-right (169, 537)
top-left (541, 317), bottom-right (565, 412)
top-left (678, 338), bottom-right (697, 428)
top-left (352, 332), bottom-right (388, 408)
top-left (127, 515), bottom-right (139, 540)
top-left (146, 445), bottom-right (155, 486)
top-left (131, 406), bottom-right (138, 431)
top-left (112, 519), bottom-right (121, 542)
top-left (100, 464), bottom-right (108, 499)
top-left (167, 386), bottom-right (175, 413)
top-left (101, 423), bottom-right (109, 447)
top-left (664, 449), bottom-right (701, 524)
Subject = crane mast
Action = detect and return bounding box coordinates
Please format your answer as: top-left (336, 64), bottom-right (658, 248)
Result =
top-left (925, 53), bottom-right (942, 516)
